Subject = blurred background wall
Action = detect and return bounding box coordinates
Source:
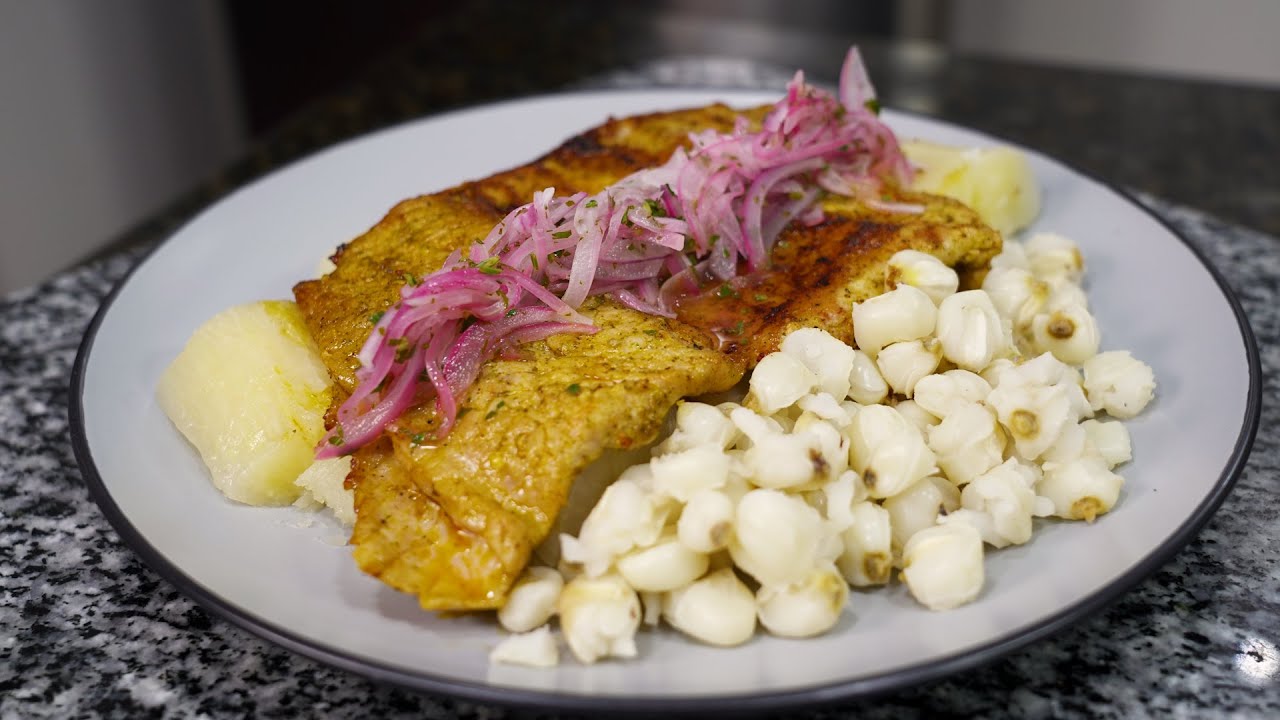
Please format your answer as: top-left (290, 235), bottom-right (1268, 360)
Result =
top-left (1, 0), bottom-right (1276, 295)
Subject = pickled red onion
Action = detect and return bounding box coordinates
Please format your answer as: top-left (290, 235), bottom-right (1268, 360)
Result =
top-left (316, 46), bottom-right (910, 457)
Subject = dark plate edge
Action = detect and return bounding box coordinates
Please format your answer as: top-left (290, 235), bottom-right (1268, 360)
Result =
top-left (68, 89), bottom-right (1264, 716)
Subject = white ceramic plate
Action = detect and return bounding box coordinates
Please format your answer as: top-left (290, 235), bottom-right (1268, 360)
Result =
top-left (72, 90), bottom-right (1260, 713)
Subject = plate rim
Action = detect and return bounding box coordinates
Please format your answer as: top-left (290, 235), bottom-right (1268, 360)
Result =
top-left (69, 87), bottom-right (1263, 715)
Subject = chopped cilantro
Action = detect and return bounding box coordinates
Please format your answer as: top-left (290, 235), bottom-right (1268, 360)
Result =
top-left (716, 284), bottom-right (738, 299)
top-left (369, 310), bottom-right (385, 324)
top-left (566, 383), bottom-right (582, 395)
top-left (552, 230), bottom-right (571, 239)
top-left (864, 98), bottom-right (881, 115)
top-left (476, 257), bottom-right (502, 275)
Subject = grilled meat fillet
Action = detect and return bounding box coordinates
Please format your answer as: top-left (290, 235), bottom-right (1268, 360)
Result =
top-left (293, 103), bottom-right (1000, 611)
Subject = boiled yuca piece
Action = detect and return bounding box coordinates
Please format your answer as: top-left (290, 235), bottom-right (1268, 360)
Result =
top-left (157, 300), bottom-right (333, 505)
top-left (902, 139), bottom-right (1041, 236)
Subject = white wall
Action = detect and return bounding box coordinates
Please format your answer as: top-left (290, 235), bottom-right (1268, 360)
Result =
top-left (948, 0), bottom-right (1280, 87)
top-left (0, 0), bottom-right (245, 295)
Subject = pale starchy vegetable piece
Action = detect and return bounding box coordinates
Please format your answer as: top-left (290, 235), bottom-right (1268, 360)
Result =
top-left (852, 284), bottom-right (937, 357)
top-left (489, 625), bottom-right (559, 668)
top-left (781, 328), bottom-right (858, 400)
top-left (886, 249), bottom-right (959, 305)
top-left (729, 489), bottom-right (830, 587)
top-left (1024, 232), bottom-right (1085, 283)
top-left (900, 522), bottom-right (985, 611)
top-left (562, 475), bottom-right (673, 576)
top-left (912, 370), bottom-right (992, 419)
top-left (960, 458), bottom-right (1041, 547)
top-left (757, 564), bottom-right (849, 638)
top-left (662, 568), bottom-right (758, 647)
top-left (649, 444), bottom-right (731, 502)
top-left (677, 489), bottom-right (736, 553)
top-left (1039, 456), bottom-right (1124, 522)
top-left (797, 392), bottom-right (855, 427)
top-left (1044, 277), bottom-right (1090, 312)
top-left (616, 533), bottom-right (710, 593)
top-left (985, 381), bottom-right (1072, 461)
top-left (883, 476), bottom-right (961, 551)
top-left (1082, 419), bottom-right (1133, 469)
top-left (749, 352), bottom-right (819, 415)
top-left (876, 340), bottom-right (941, 397)
top-left (558, 574), bottom-right (642, 664)
top-left (894, 399), bottom-right (940, 434)
top-left (927, 402), bottom-right (1006, 486)
top-left (990, 239), bottom-right (1031, 271)
top-left (1082, 351), bottom-right (1157, 419)
top-left (659, 402), bottom-right (739, 453)
top-left (847, 349), bottom-right (890, 405)
top-left (822, 469), bottom-right (869, 531)
top-left (1041, 421), bottom-right (1090, 464)
top-left (732, 408), bottom-right (829, 489)
top-left (982, 265), bottom-right (1049, 332)
top-left (901, 140), bottom-right (1041, 236)
top-left (498, 567), bottom-right (565, 633)
top-left (157, 300), bottom-right (333, 506)
top-left (935, 290), bottom-right (1012, 373)
top-left (1029, 303), bottom-right (1101, 365)
top-left (837, 501), bottom-right (893, 586)
top-left (293, 456), bottom-right (355, 525)
top-left (846, 404), bottom-right (937, 499)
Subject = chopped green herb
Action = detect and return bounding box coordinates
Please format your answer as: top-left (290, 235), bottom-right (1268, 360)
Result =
top-left (621, 206), bottom-right (634, 226)
top-left (643, 329), bottom-right (658, 336)
top-left (753, 293), bottom-right (768, 302)
top-left (566, 383), bottom-right (582, 395)
top-left (476, 257), bottom-right (502, 275)
top-left (864, 98), bottom-right (881, 115)
top-left (726, 320), bottom-right (746, 336)
top-left (369, 310), bottom-right (385, 324)
top-left (402, 272), bottom-right (421, 286)
top-left (644, 198), bottom-right (666, 217)
top-left (410, 432), bottom-right (427, 445)
top-left (327, 425), bottom-right (345, 446)
top-left (584, 199), bottom-right (598, 208)
top-left (485, 400), bottom-right (506, 420)
top-left (551, 230), bottom-right (572, 239)
top-left (457, 407), bottom-right (471, 419)
top-left (716, 284), bottom-right (738, 299)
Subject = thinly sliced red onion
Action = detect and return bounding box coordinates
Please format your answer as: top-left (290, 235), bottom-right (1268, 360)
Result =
top-left (316, 45), bottom-right (914, 456)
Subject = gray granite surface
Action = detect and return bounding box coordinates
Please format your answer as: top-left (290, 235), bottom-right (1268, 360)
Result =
top-left (0, 193), bottom-right (1275, 719)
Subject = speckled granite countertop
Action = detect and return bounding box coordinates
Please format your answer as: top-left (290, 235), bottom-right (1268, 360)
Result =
top-left (3, 19), bottom-right (1279, 718)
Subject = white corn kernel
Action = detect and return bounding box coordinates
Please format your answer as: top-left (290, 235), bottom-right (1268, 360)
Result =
top-left (886, 249), bottom-right (959, 305)
top-left (1039, 455), bottom-right (1124, 522)
top-left (616, 533), bottom-right (710, 593)
top-left (1024, 232), bottom-right (1084, 283)
top-left (1044, 278), bottom-right (1090, 312)
top-left (742, 427), bottom-right (826, 490)
top-left (489, 625), bottom-right (559, 668)
top-left (936, 290), bottom-right (1011, 373)
top-left (852, 284), bottom-right (937, 357)
top-left (1083, 351), bottom-right (1157, 419)
top-left (876, 340), bottom-right (942, 396)
top-left (558, 574), bottom-right (642, 664)
top-left (822, 469), bottom-right (869, 531)
top-left (837, 501), bottom-right (893, 586)
top-left (498, 567), bottom-right (564, 633)
top-left (883, 476), bottom-right (961, 550)
top-left (982, 265), bottom-right (1049, 332)
top-left (980, 358), bottom-right (1019, 388)
top-left (912, 370), bottom-right (992, 419)
top-left (1082, 419), bottom-right (1133, 468)
top-left (781, 328), bottom-right (857, 400)
top-left (567, 477), bottom-right (673, 576)
top-left (847, 349), bottom-right (890, 405)
top-left (1029, 303), bottom-right (1100, 365)
top-left (961, 458), bottom-right (1040, 547)
top-left (985, 381), bottom-right (1071, 461)
top-left (756, 564), bottom-right (849, 638)
top-left (748, 352), bottom-right (818, 415)
top-left (649, 444), bottom-right (730, 502)
top-left (662, 568), bottom-right (758, 647)
top-left (797, 393), bottom-right (855, 427)
top-left (894, 399), bottom-right (941, 434)
top-left (1041, 420), bottom-right (1089, 464)
top-left (901, 522), bottom-right (985, 611)
top-left (729, 489), bottom-right (827, 587)
top-left (677, 489), bottom-right (735, 553)
top-left (927, 402), bottom-right (1005, 486)
top-left (660, 402), bottom-right (738, 452)
top-left (846, 404), bottom-right (937, 499)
